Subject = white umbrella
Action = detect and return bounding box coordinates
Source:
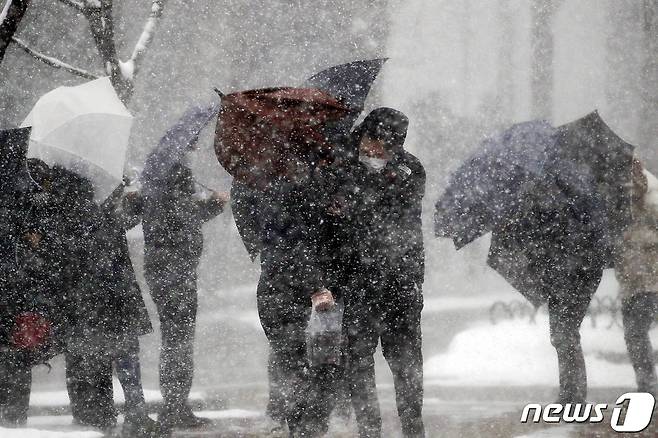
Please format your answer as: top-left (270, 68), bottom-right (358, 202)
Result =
top-left (21, 77), bottom-right (133, 202)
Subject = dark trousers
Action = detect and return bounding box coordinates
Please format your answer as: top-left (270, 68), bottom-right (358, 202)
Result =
top-left (257, 272), bottom-right (335, 437)
top-left (0, 349), bottom-right (31, 426)
top-left (622, 292), bottom-right (658, 395)
top-left (146, 261), bottom-right (198, 415)
top-left (115, 338), bottom-right (148, 420)
top-left (547, 267), bottom-right (602, 404)
top-left (344, 276), bottom-right (424, 438)
top-left (66, 336), bottom-right (146, 427)
top-left (266, 347), bottom-right (287, 423)
top-left (66, 346), bottom-right (116, 428)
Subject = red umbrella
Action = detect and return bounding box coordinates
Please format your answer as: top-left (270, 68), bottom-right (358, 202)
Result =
top-left (214, 87), bottom-right (351, 188)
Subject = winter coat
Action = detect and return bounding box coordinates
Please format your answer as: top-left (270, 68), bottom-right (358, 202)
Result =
top-left (7, 186), bottom-right (91, 357)
top-left (231, 180), bottom-right (263, 262)
top-left (80, 204), bottom-right (152, 341)
top-left (256, 175), bottom-right (334, 298)
top-left (348, 151), bottom-right (426, 287)
top-left (615, 205), bottom-right (658, 298)
top-left (142, 162), bottom-right (223, 272)
top-left (0, 190), bottom-right (40, 347)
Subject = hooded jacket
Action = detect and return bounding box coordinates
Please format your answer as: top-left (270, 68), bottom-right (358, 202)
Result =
top-left (348, 108), bottom-right (426, 287)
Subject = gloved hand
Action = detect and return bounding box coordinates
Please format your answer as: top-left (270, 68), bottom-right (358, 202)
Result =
top-left (311, 288), bottom-right (335, 311)
top-left (11, 312), bottom-right (51, 350)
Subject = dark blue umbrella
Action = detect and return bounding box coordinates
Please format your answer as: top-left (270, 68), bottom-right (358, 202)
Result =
top-left (435, 114), bottom-right (633, 306)
top-left (141, 103), bottom-right (220, 203)
top-left (303, 58), bottom-right (388, 136)
top-left (434, 120), bottom-right (556, 249)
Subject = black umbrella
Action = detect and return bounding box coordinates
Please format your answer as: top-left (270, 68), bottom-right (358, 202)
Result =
top-left (553, 110), bottom-right (635, 248)
top-left (0, 127), bottom-right (31, 189)
top-left (303, 58), bottom-right (388, 136)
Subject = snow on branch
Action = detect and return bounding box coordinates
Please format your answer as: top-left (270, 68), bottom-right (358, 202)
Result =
top-left (0, 0), bottom-right (13, 24)
top-left (57, 0), bottom-right (84, 12)
top-left (120, 0), bottom-right (168, 81)
top-left (12, 36), bottom-right (100, 79)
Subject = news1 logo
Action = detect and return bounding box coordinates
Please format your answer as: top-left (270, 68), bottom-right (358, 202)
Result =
top-left (520, 393), bottom-right (655, 432)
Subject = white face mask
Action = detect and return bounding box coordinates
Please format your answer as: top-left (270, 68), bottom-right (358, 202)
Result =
top-left (359, 156), bottom-right (388, 171)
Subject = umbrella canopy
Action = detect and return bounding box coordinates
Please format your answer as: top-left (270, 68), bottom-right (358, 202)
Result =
top-left (303, 58), bottom-right (387, 134)
top-left (0, 127), bottom-right (31, 191)
top-left (435, 113), bottom-right (634, 306)
top-left (141, 103), bottom-right (220, 203)
top-left (21, 77), bottom-right (133, 202)
top-left (434, 120), bottom-right (556, 249)
top-left (552, 111), bottom-right (634, 245)
top-left (214, 87), bottom-right (351, 188)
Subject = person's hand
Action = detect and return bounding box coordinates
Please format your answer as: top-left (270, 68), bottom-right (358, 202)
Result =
top-left (311, 288), bottom-right (335, 311)
top-left (23, 231), bottom-right (42, 249)
top-left (211, 191), bottom-right (230, 206)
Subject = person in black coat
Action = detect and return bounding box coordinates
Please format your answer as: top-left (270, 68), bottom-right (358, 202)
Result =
top-left (65, 180), bottom-right (156, 437)
top-left (142, 159), bottom-right (228, 431)
top-left (0, 158), bottom-right (63, 426)
top-left (343, 108), bottom-right (426, 438)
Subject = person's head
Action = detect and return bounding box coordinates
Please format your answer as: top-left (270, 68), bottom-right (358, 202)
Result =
top-left (49, 165), bottom-right (95, 204)
top-left (631, 158), bottom-right (648, 209)
top-left (357, 107), bottom-right (409, 157)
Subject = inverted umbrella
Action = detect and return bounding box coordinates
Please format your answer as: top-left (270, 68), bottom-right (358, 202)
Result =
top-left (214, 87), bottom-right (351, 188)
top-left (21, 77), bottom-right (133, 202)
top-left (435, 113), bottom-right (634, 306)
top-left (141, 103), bottom-right (220, 203)
top-left (434, 120), bottom-right (556, 249)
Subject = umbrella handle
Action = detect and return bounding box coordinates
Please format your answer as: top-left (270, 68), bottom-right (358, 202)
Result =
top-left (100, 181), bottom-right (127, 212)
top-left (193, 178), bottom-right (216, 193)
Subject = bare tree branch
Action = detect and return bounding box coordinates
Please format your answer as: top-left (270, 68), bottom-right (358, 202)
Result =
top-left (11, 36), bottom-right (100, 79)
top-left (0, 0), bottom-right (31, 64)
top-left (124, 0), bottom-right (167, 78)
top-left (80, 0), bottom-right (168, 102)
top-left (57, 0), bottom-right (84, 12)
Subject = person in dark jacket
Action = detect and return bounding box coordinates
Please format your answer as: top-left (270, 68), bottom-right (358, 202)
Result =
top-left (343, 108), bottom-right (426, 438)
top-left (142, 154), bottom-right (228, 431)
top-left (253, 161), bottom-right (342, 437)
top-left (65, 180), bottom-right (157, 437)
top-left (0, 158), bottom-right (58, 426)
top-left (232, 160), bottom-right (352, 436)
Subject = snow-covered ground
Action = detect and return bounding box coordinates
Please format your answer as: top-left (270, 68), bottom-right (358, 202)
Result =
top-left (29, 379), bottom-right (203, 407)
top-left (424, 312), bottom-right (644, 388)
top-left (424, 270), bottom-right (641, 390)
top-left (0, 427), bottom-right (102, 438)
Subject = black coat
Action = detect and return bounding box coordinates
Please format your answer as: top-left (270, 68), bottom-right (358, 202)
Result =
top-left (81, 204), bottom-right (152, 340)
top-left (0, 190), bottom-right (39, 346)
top-left (142, 162), bottom-right (223, 270)
top-left (231, 181), bottom-right (263, 262)
top-left (8, 188), bottom-right (91, 356)
top-left (348, 151), bottom-right (426, 287)
top-left (257, 176), bottom-right (331, 297)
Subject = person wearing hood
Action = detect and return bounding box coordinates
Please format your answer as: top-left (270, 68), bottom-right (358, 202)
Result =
top-left (615, 159), bottom-right (658, 396)
top-left (141, 131), bottom-right (229, 432)
top-left (343, 108), bottom-right (426, 438)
